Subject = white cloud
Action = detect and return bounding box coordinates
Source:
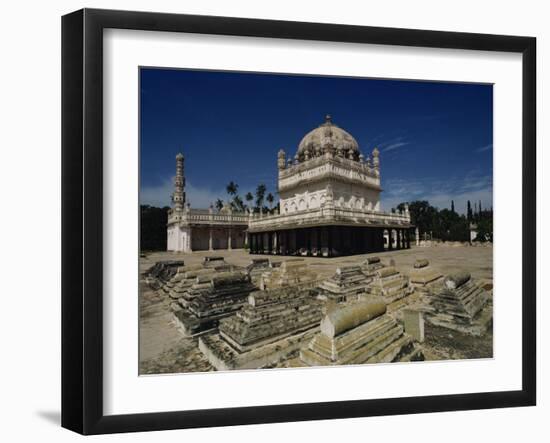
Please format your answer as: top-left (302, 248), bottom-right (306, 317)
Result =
top-left (382, 142), bottom-right (409, 152)
top-left (140, 178), bottom-right (278, 209)
top-left (140, 177), bottom-right (228, 209)
top-left (140, 178), bottom-right (173, 207)
top-left (381, 174), bottom-right (493, 214)
top-left (476, 143), bottom-right (493, 153)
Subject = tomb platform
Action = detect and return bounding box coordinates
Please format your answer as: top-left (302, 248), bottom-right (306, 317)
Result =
top-left (145, 260), bottom-right (185, 289)
top-left (424, 272), bottom-right (492, 336)
top-left (172, 271), bottom-right (256, 336)
top-left (202, 256), bottom-right (240, 272)
top-left (244, 258), bottom-right (272, 284)
top-left (369, 266), bottom-right (414, 305)
top-left (316, 265), bottom-right (372, 303)
top-left (199, 286), bottom-right (323, 370)
top-left (166, 267), bottom-right (217, 304)
top-left (158, 256), bottom-right (241, 295)
top-left (408, 258), bottom-right (444, 293)
top-left (161, 264), bottom-right (204, 296)
top-left (199, 327), bottom-right (318, 371)
top-left (260, 259), bottom-right (319, 290)
top-left (361, 256), bottom-right (385, 278)
top-left (300, 300), bottom-right (423, 366)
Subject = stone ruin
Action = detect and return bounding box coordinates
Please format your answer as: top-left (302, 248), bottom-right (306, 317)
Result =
top-left (142, 252), bottom-right (494, 370)
top-left (145, 260), bottom-right (185, 289)
top-left (424, 271), bottom-right (491, 335)
top-left (408, 258), bottom-right (444, 293)
top-left (361, 256), bottom-right (385, 278)
top-left (165, 265), bottom-right (216, 306)
top-left (199, 286), bottom-right (323, 370)
top-left (172, 271), bottom-right (256, 336)
top-left (260, 259), bottom-right (318, 290)
top-left (149, 256), bottom-right (243, 296)
top-left (300, 299), bottom-right (424, 366)
top-left (202, 256), bottom-right (234, 272)
top-left (369, 266), bottom-right (414, 305)
top-left (244, 258), bottom-right (272, 284)
top-left (316, 265), bottom-right (372, 303)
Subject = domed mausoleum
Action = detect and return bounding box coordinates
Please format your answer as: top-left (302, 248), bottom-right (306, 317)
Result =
top-left (247, 115), bottom-right (412, 256)
top-left (167, 116), bottom-right (412, 256)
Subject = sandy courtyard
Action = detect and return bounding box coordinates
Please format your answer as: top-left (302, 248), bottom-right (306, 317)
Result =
top-left (139, 244), bottom-right (493, 374)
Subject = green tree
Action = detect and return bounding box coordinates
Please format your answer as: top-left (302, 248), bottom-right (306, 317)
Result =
top-left (255, 183), bottom-right (267, 210)
top-left (266, 192), bottom-right (275, 210)
top-left (245, 191), bottom-right (254, 209)
top-left (215, 198), bottom-right (224, 211)
top-left (467, 200), bottom-right (473, 221)
top-left (226, 181), bottom-right (238, 198)
top-left (475, 218), bottom-right (493, 242)
top-left (407, 200), bottom-right (438, 236)
top-left (231, 195), bottom-right (245, 212)
top-left (140, 205), bottom-right (170, 251)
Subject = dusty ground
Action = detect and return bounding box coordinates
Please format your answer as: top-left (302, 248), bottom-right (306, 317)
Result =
top-left (139, 244), bottom-right (493, 374)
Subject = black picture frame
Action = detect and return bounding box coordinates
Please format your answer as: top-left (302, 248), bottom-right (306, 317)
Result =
top-left (61, 8), bottom-right (536, 435)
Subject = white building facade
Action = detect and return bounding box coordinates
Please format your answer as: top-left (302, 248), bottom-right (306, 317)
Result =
top-left (166, 115), bottom-right (413, 256)
top-left (248, 115), bottom-right (412, 256)
top-left (166, 153), bottom-right (248, 252)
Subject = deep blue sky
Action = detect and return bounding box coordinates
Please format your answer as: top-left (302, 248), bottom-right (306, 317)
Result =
top-left (140, 68), bottom-right (493, 214)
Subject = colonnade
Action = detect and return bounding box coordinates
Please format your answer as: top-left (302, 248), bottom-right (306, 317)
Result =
top-left (248, 226), bottom-right (411, 257)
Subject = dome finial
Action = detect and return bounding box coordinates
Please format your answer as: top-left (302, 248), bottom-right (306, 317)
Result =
top-left (325, 114), bottom-right (332, 124)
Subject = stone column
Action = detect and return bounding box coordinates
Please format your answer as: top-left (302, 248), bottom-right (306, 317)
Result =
top-left (209, 228), bottom-right (213, 251)
top-left (388, 230), bottom-right (393, 250)
top-left (415, 227), bottom-right (420, 246)
top-left (327, 226), bottom-right (333, 257)
top-left (245, 230), bottom-right (249, 249)
top-left (228, 228), bottom-right (232, 250)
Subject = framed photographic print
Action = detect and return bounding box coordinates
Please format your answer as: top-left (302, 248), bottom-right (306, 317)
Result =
top-left (61, 8), bottom-right (536, 435)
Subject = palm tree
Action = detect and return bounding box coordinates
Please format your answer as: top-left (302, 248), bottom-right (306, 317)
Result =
top-left (255, 184), bottom-right (267, 210)
top-left (231, 195), bottom-right (245, 212)
top-left (215, 198), bottom-right (224, 211)
top-left (226, 181), bottom-right (238, 198)
top-left (245, 192), bottom-right (254, 210)
top-left (266, 192), bottom-right (275, 211)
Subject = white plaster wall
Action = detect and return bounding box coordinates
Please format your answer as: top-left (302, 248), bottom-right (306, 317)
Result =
top-left (280, 178), bottom-right (381, 213)
top-left (332, 181), bottom-right (381, 211)
top-left (167, 225), bottom-right (192, 252)
top-left (280, 181), bottom-right (327, 213)
top-left (166, 225), bottom-right (177, 251)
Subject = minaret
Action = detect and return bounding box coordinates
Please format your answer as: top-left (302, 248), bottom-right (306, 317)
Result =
top-left (372, 147), bottom-right (380, 173)
top-left (172, 153), bottom-right (186, 212)
top-left (278, 149), bottom-right (286, 170)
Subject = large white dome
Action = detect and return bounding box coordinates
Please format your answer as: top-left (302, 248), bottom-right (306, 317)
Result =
top-left (297, 115), bottom-right (360, 160)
